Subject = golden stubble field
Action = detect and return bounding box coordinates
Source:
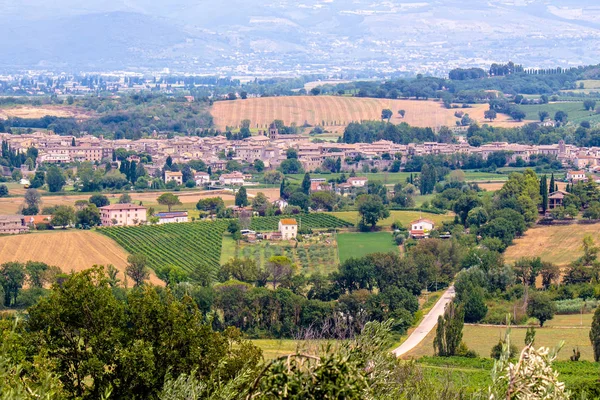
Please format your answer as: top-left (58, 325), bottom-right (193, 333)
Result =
top-left (504, 223), bottom-right (600, 266)
top-left (0, 230), bottom-right (162, 285)
top-left (211, 96), bottom-right (521, 131)
top-left (0, 105), bottom-right (93, 120)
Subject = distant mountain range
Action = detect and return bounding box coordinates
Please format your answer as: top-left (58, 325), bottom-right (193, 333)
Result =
top-left (0, 0), bottom-right (599, 75)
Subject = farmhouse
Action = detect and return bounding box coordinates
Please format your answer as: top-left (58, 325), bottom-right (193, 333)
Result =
top-left (278, 218), bottom-right (298, 240)
top-left (219, 171), bottom-right (245, 185)
top-left (409, 218), bottom-right (435, 239)
top-left (0, 215), bottom-right (29, 235)
top-left (194, 171), bottom-right (210, 186)
top-left (100, 204), bottom-right (147, 226)
top-left (164, 170), bottom-right (183, 185)
top-left (347, 177), bottom-right (368, 187)
top-left (156, 211), bottom-right (188, 224)
top-left (566, 170), bottom-right (587, 183)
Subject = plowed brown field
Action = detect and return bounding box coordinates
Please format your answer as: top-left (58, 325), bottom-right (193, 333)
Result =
top-left (0, 230), bottom-right (162, 285)
top-left (211, 96), bottom-right (521, 131)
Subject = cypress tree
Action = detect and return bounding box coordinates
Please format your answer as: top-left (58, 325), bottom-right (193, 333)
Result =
top-left (549, 173), bottom-right (555, 194)
top-left (591, 306), bottom-right (600, 362)
top-left (301, 173), bottom-right (311, 195)
top-left (541, 175), bottom-right (548, 213)
top-left (280, 177), bottom-right (286, 199)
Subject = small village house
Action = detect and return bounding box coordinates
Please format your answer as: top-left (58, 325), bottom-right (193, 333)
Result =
top-left (100, 204), bottom-right (147, 226)
top-left (566, 170), bottom-right (587, 183)
top-left (194, 171), bottom-right (210, 186)
top-left (278, 218), bottom-right (298, 240)
top-left (347, 177), bottom-right (368, 187)
top-left (164, 170), bottom-right (183, 185)
top-left (219, 171), bottom-right (245, 186)
top-left (0, 215), bottom-right (29, 234)
top-left (409, 218), bottom-right (435, 239)
top-left (156, 211), bottom-right (188, 224)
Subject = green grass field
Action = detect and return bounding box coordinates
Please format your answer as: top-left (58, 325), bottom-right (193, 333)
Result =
top-left (285, 171), bottom-right (507, 185)
top-left (330, 210), bottom-right (452, 229)
top-left (286, 172), bottom-right (416, 185)
top-left (403, 314), bottom-right (594, 361)
top-left (337, 232), bottom-right (398, 262)
top-left (521, 102), bottom-right (600, 125)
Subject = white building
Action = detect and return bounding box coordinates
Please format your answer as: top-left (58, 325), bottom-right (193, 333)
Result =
top-left (219, 171), bottom-right (245, 186)
top-left (347, 177), bottom-right (368, 187)
top-left (278, 218), bottom-right (298, 240)
top-left (409, 218), bottom-right (435, 239)
top-left (567, 170), bottom-right (587, 183)
top-left (156, 211), bottom-right (188, 224)
top-left (194, 171), bottom-right (210, 186)
top-left (164, 170), bottom-right (183, 185)
top-left (99, 204), bottom-right (147, 226)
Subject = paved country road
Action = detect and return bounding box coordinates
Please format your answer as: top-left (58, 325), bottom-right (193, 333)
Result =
top-left (392, 286), bottom-right (456, 358)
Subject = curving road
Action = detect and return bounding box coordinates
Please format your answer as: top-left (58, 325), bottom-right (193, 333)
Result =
top-left (392, 285), bottom-right (456, 358)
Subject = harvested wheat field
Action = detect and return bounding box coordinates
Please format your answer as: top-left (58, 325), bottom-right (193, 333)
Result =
top-left (0, 190), bottom-right (237, 214)
top-left (504, 223), bottom-right (600, 266)
top-left (211, 96), bottom-right (521, 130)
top-left (0, 230), bottom-right (162, 285)
top-left (0, 105), bottom-right (93, 120)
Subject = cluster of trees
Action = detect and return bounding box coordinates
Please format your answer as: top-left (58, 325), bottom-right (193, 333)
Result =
top-left (210, 240), bottom-right (462, 338)
top-left (342, 121), bottom-right (439, 144)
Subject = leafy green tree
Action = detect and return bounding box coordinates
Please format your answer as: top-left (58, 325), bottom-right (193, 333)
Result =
top-left (118, 193), bottom-right (132, 204)
top-left (591, 306), bottom-right (600, 361)
top-left (0, 262), bottom-right (26, 307)
top-left (301, 172), bottom-right (311, 195)
top-left (219, 258), bottom-right (260, 283)
top-left (126, 254), bottom-right (149, 287)
top-left (155, 265), bottom-right (188, 287)
top-left (157, 193), bottom-right (181, 212)
top-left (538, 110), bottom-right (549, 122)
top-left (25, 261), bottom-right (52, 288)
top-left (433, 302), bottom-right (464, 356)
top-left (356, 194), bottom-right (390, 231)
top-left (419, 164), bottom-right (436, 195)
top-left (310, 191), bottom-right (336, 211)
top-left (453, 193), bottom-right (483, 225)
top-left (253, 159), bottom-right (265, 172)
top-left (251, 192), bottom-right (270, 215)
top-left (30, 171), bottom-right (45, 188)
top-left (0, 184), bottom-right (8, 197)
top-left (484, 109), bottom-right (497, 121)
top-left (22, 188), bottom-right (41, 215)
top-left (76, 204), bottom-right (101, 226)
top-left (527, 291), bottom-right (556, 327)
top-left (279, 159), bottom-right (304, 174)
top-left (463, 287), bottom-right (488, 323)
top-left (89, 194), bottom-right (110, 208)
top-left (266, 256), bottom-right (295, 289)
top-left (51, 205), bottom-right (76, 228)
top-left (584, 99), bottom-right (597, 111)
top-left (381, 109), bottom-right (393, 122)
top-left (554, 110), bottom-right (568, 124)
top-left (235, 187), bottom-right (248, 207)
top-left (45, 166), bottom-right (66, 192)
top-left (196, 197), bottom-right (225, 214)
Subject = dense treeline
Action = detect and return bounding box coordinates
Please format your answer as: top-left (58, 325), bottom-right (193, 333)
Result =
top-left (342, 121), bottom-right (440, 144)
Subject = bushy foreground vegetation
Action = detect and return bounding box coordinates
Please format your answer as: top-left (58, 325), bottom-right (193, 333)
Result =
top-left (0, 266), bottom-right (588, 399)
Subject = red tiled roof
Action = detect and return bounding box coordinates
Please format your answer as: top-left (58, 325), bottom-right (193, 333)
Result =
top-left (279, 218), bottom-right (297, 225)
top-left (99, 204), bottom-right (147, 211)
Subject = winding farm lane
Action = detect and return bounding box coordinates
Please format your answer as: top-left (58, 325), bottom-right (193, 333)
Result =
top-left (392, 286), bottom-right (456, 358)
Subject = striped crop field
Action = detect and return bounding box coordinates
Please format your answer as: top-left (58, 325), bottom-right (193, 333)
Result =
top-left (210, 96), bottom-right (521, 131)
